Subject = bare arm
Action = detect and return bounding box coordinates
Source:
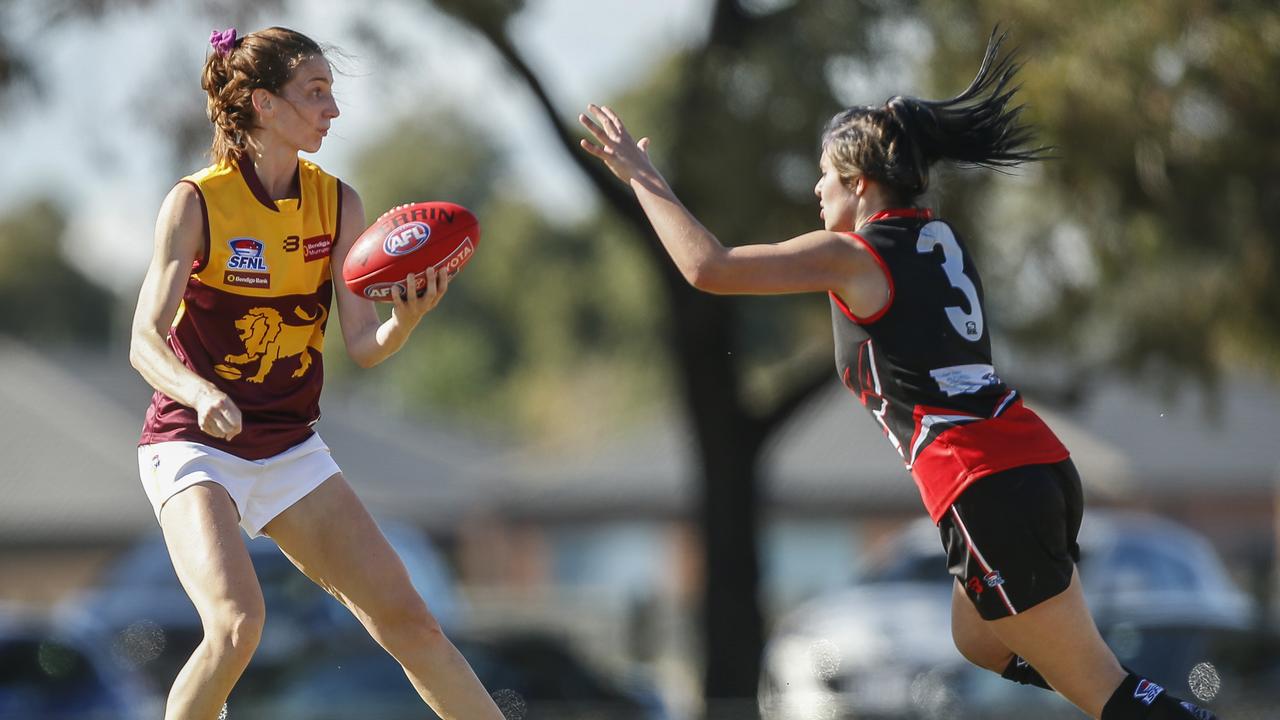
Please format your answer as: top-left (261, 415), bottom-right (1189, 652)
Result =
top-left (578, 104), bottom-right (889, 314)
top-left (330, 183), bottom-right (449, 368)
top-left (129, 183), bottom-right (242, 440)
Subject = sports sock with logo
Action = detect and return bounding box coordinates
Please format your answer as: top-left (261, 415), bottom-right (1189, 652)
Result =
top-left (1100, 672), bottom-right (1220, 720)
top-left (1000, 655), bottom-right (1053, 690)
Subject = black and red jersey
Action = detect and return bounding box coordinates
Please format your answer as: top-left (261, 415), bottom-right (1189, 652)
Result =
top-left (831, 208), bottom-right (1069, 521)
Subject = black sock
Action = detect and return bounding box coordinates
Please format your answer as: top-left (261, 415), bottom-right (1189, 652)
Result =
top-left (1000, 654), bottom-right (1053, 691)
top-left (1100, 672), bottom-right (1220, 720)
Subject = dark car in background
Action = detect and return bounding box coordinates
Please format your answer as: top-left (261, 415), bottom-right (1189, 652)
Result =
top-left (55, 521), bottom-right (672, 718)
top-left (254, 630), bottom-right (671, 720)
top-left (55, 520), bottom-right (461, 699)
top-left (0, 604), bottom-right (161, 720)
top-left (759, 511), bottom-right (1279, 719)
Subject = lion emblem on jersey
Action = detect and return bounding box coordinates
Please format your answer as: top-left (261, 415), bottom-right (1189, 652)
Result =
top-left (213, 305), bottom-right (327, 383)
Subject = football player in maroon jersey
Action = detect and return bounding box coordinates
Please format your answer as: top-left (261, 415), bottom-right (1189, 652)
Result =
top-left (130, 27), bottom-right (501, 720)
top-left (580, 30), bottom-right (1217, 720)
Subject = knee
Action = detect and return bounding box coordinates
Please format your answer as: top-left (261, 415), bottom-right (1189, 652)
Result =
top-left (204, 599), bottom-right (265, 664)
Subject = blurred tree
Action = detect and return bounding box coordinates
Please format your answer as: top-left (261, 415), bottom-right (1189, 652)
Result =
top-left (417, 0), bottom-right (1280, 713)
top-left (0, 31), bottom-right (35, 112)
top-left (354, 114), bottom-right (500, 218)
top-left (336, 110), bottom-right (669, 442)
top-left (0, 199), bottom-right (115, 345)
top-left (918, 1), bottom-right (1280, 391)
top-left (427, 0), bottom-right (910, 713)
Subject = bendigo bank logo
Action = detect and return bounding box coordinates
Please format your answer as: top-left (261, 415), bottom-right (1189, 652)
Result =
top-left (214, 305), bottom-right (327, 384)
top-left (383, 222), bottom-right (430, 256)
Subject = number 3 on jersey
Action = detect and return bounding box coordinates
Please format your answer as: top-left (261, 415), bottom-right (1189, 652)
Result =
top-left (917, 222), bottom-right (984, 341)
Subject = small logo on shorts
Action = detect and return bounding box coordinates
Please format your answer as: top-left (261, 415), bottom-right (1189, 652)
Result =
top-left (983, 570), bottom-right (1006, 588)
top-left (151, 454), bottom-right (161, 469)
top-left (1134, 679), bottom-right (1164, 705)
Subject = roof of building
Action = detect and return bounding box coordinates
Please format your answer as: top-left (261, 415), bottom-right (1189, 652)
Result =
top-left (0, 339), bottom-right (501, 542)
top-left (474, 370), bottom-right (1280, 519)
top-left (2, 337), bottom-right (1278, 540)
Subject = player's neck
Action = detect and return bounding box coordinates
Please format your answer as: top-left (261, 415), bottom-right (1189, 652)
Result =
top-left (241, 138), bottom-right (300, 200)
top-left (853, 183), bottom-right (895, 230)
top-left (855, 201), bottom-right (890, 230)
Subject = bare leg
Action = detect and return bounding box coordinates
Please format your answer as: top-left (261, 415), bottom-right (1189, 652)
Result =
top-left (263, 474), bottom-right (504, 720)
top-left (983, 568), bottom-right (1126, 718)
top-left (950, 579), bottom-right (1018, 673)
top-left (159, 482), bottom-right (266, 720)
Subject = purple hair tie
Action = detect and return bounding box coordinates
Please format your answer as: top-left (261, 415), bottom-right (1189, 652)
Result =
top-left (209, 28), bottom-right (237, 57)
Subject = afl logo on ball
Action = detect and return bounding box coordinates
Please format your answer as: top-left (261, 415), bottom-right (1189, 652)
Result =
top-left (362, 281), bottom-right (402, 301)
top-left (226, 237), bottom-right (268, 271)
top-left (384, 222), bottom-right (430, 256)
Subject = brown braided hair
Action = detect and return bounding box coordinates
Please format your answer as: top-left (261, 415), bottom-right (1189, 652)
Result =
top-left (201, 27), bottom-right (325, 165)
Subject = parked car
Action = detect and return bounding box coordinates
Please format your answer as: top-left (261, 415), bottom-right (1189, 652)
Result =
top-left (759, 511), bottom-right (1274, 719)
top-left (247, 629), bottom-right (671, 720)
top-left (56, 519), bottom-right (461, 697)
top-left (0, 604), bottom-right (161, 720)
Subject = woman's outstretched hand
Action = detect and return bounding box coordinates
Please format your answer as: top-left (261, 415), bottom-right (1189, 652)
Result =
top-left (578, 104), bottom-right (658, 187)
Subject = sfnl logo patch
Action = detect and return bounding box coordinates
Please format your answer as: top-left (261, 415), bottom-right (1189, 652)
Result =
top-left (227, 238), bottom-right (269, 271)
top-left (225, 237), bottom-right (271, 288)
top-left (1133, 679), bottom-right (1164, 706)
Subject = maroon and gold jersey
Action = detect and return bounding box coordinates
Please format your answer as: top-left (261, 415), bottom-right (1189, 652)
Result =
top-left (140, 157), bottom-right (342, 460)
top-left (831, 208), bottom-right (1069, 522)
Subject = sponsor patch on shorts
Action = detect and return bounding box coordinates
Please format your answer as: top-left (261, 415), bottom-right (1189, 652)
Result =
top-left (1134, 679), bottom-right (1164, 705)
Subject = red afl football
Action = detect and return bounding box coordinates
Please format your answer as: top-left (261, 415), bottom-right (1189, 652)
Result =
top-left (342, 201), bottom-right (480, 302)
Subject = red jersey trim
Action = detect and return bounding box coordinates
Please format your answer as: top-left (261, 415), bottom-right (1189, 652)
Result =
top-left (910, 400), bottom-right (1070, 522)
top-left (179, 180), bottom-right (211, 274)
top-left (830, 232), bottom-right (894, 324)
top-left (863, 207), bottom-right (934, 225)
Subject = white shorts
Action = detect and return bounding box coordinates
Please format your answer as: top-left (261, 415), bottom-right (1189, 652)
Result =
top-left (137, 433), bottom-right (341, 538)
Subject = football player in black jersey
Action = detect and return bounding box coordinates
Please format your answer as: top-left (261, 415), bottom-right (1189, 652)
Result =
top-left (579, 29), bottom-right (1218, 720)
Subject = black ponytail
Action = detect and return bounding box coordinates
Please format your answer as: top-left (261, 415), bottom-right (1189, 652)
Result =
top-left (891, 29), bottom-right (1046, 170)
top-left (822, 28), bottom-right (1048, 202)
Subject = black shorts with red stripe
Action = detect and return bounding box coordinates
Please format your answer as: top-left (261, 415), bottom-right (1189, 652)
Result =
top-left (938, 459), bottom-right (1083, 620)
